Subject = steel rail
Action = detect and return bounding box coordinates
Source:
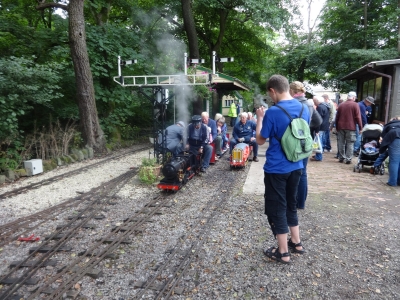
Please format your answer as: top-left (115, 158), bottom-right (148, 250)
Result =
top-left (0, 170), bottom-right (137, 299)
top-left (0, 144), bottom-right (150, 200)
top-left (133, 167), bottom-right (239, 299)
top-left (30, 194), bottom-right (172, 299)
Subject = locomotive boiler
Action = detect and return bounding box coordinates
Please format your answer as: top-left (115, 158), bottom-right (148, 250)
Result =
top-left (157, 152), bottom-right (199, 191)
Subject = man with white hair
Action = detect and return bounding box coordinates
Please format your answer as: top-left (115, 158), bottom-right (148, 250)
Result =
top-left (335, 92), bottom-right (363, 164)
top-left (311, 96), bottom-right (330, 161)
top-left (229, 112), bottom-right (259, 162)
top-left (201, 111), bottom-right (217, 142)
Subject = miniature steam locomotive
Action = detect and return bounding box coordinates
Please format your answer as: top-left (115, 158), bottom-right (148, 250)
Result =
top-left (157, 152), bottom-right (200, 191)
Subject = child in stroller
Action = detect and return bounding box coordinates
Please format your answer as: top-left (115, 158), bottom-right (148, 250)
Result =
top-left (354, 124), bottom-right (385, 174)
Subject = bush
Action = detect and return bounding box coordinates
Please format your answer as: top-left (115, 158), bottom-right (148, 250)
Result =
top-left (138, 157), bottom-right (160, 184)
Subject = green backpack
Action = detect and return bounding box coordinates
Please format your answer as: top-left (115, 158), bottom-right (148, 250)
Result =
top-left (274, 104), bottom-right (313, 162)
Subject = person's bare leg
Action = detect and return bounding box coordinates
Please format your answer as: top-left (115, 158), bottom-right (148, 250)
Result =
top-left (289, 225), bottom-right (304, 251)
top-left (276, 233), bottom-right (290, 262)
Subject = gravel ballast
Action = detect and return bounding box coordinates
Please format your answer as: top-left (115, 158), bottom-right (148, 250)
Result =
top-left (0, 145), bottom-right (399, 299)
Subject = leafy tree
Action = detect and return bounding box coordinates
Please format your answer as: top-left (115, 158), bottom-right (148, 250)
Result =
top-left (36, 0), bottom-right (106, 151)
top-left (0, 56), bottom-right (63, 142)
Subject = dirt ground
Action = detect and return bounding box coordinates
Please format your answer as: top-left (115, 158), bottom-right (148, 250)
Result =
top-left (233, 138), bottom-right (400, 299)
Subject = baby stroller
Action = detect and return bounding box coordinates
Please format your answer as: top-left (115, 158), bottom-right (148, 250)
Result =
top-left (353, 124), bottom-right (385, 174)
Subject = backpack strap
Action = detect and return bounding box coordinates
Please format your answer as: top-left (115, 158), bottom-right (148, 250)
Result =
top-left (274, 104), bottom-right (305, 141)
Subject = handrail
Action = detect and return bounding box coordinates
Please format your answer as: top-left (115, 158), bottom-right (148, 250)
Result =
top-left (113, 74), bottom-right (216, 87)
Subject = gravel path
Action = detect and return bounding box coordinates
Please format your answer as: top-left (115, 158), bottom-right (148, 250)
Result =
top-left (0, 144), bottom-right (399, 299)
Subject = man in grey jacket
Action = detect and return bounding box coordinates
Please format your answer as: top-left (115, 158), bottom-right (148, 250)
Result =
top-left (166, 121), bottom-right (185, 156)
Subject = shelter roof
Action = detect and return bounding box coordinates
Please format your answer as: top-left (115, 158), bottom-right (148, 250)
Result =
top-left (341, 59), bottom-right (400, 80)
top-left (196, 66), bottom-right (250, 91)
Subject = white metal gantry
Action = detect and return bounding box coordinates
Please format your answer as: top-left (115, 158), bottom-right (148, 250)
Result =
top-left (113, 51), bottom-right (231, 87)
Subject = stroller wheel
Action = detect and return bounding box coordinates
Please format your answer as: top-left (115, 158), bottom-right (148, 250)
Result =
top-left (380, 165), bottom-right (385, 175)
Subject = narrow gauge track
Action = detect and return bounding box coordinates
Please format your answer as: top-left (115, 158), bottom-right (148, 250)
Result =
top-left (0, 143), bottom-right (151, 200)
top-left (0, 167), bottom-right (139, 248)
top-left (0, 168), bottom-right (140, 299)
top-left (133, 163), bottom-right (245, 299)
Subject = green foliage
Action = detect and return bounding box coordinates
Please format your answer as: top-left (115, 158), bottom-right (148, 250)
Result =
top-left (0, 138), bottom-right (25, 171)
top-left (141, 157), bottom-right (158, 167)
top-left (138, 157), bottom-right (160, 184)
top-left (0, 56), bottom-right (64, 142)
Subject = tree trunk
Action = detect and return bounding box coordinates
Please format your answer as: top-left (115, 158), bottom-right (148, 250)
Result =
top-left (69, 0), bottom-right (105, 151)
top-left (181, 0), bottom-right (199, 58)
top-left (398, 0), bottom-right (400, 53)
top-left (363, 0), bottom-right (368, 49)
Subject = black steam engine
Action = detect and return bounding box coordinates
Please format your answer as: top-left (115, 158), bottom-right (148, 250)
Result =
top-left (157, 152), bottom-right (200, 191)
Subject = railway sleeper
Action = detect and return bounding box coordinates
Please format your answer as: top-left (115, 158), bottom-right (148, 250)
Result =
top-left (67, 214), bottom-right (105, 220)
top-left (97, 238), bottom-right (131, 244)
top-left (45, 233), bottom-right (73, 240)
top-left (136, 209), bottom-right (163, 215)
top-left (144, 202), bottom-right (173, 208)
top-left (41, 289), bottom-right (80, 299)
top-left (29, 246), bottom-right (72, 254)
top-left (56, 224), bottom-right (96, 230)
top-left (9, 260), bottom-right (57, 268)
top-left (0, 277), bottom-right (38, 285)
top-left (78, 250), bottom-right (117, 259)
top-left (123, 217), bottom-right (154, 223)
top-left (133, 281), bottom-right (166, 291)
top-left (111, 226), bottom-right (144, 233)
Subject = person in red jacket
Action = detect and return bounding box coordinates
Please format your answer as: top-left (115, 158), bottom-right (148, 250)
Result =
top-left (334, 91), bottom-right (363, 164)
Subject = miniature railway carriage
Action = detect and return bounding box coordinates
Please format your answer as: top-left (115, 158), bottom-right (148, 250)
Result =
top-left (157, 152), bottom-right (200, 191)
top-left (229, 142), bottom-right (252, 169)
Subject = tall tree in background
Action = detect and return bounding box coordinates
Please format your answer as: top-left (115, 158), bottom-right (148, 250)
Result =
top-left (37, 0), bottom-right (105, 151)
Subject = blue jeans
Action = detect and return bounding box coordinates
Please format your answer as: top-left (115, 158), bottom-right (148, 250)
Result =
top-left (354, 124), bottom-right (361, 152)
top-left (297, 157), bottom-right (308, 209)
top-left (189, 144), bottom-right (212, 169)
top-left (315, 131), bottom-right (326, 161)
top-left (324, 130), bottom-right (332, 151)
top-left (374, 151), bottom-right (388, 167)
top-left (263, 170), bottom-right (302, 237)
top-left (387, 139), bottom-right (400, 186)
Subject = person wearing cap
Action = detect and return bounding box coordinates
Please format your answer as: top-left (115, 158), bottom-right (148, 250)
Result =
top-left (353, 96), bottom-right (375, 155)
top-left (165, 121), bottom-right (186, 157)
top-left (335, 91), bottom-right (363, 164)
top-left (186, 115), bottom-right (212, 172)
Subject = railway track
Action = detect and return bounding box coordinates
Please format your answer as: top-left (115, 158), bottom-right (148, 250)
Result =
top-left (0, 143), bottom-right (151, 200)
top-left (132, 163), bottom-right (243, 299)
top-left (0, 148), bottom-right (250, 299)
top-left (0, 169), bottom-right (141, 299)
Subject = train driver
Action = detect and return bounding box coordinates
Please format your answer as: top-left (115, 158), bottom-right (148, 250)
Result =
top-left (229, 112), bottom-right (259, 162)
top-left (165, 121), bottom-right (185, 157)
top-left (186, 115), bottom-right (212, 173)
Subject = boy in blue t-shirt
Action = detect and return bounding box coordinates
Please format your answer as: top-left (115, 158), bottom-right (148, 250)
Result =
top-left (255, 75), bottom-right (307, 264)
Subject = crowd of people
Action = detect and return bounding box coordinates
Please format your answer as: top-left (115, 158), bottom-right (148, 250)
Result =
top-left (165, 74), bottom-right (400, 264)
